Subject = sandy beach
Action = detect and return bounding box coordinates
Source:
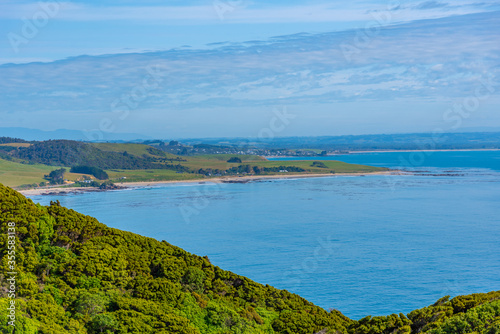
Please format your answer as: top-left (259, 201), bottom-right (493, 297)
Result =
top-left (19, 170), bottom-right (402, 196)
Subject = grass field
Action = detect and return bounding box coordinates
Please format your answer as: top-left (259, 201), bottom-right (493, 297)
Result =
top-left (105, 158), bottom-right (387, 184)
top-left (182, 155), bottom-right (383, 173)
top-left (260, 160), bottom-right (384, 173)
top-left (0, 143), bottom-right (31, 148)
top-left (92, 143), bottom-right (178, 159)
top-left (0, 159), bottom-right (56, 187)
top-left (0, 159), bottom-right (91, 188)
top-left (106, 169), bottom-right (202, 183)
top-left (181, 154), bottom-right (267, 170)
top-left (189, 154), bottom-right (266, 162)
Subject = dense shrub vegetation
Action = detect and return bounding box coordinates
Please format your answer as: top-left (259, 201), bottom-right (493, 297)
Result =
top-left (311, 162), bottom-right (328, 169)
top-left (0, 184), bottom-right (350, 333)
top-left (227, 157), bottom-right (242, 163)
top-left (70, 166), bottom-right (109, 180)
top-left (0, 184), bottom-right (498, 333)
top-left (261, 166), bottom-right (306, 173)
top-left (44, 168), bottom-right (66, 185)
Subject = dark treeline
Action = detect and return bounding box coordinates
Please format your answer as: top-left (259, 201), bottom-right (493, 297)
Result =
top-left (0, 136), bottom-right (28, 144)
top-left (260, 166), bottom-right (306, 173)
top-left (70, 166), bottom-right (109, 180)
top-left (195, 165), bottom-right (307, 176)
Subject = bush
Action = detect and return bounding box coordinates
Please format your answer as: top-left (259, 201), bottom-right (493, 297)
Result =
top-left (311, 161), bottom-right (328, 168)
top-left (227, 157), bottom-right (242, 163)
top-left (70, 166), bottom-right (109, 180)
top-left (44, 168), bottom-right (66, 184)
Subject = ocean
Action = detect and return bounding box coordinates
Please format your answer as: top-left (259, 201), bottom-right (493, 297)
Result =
top-left (29, 150), bottom-right (500, 319)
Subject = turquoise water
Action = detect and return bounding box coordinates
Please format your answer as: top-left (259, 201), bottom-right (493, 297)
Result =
top-left (30, 151), bottom-right (500, 319)
top-left (270, 150), bottom-right (500, 171)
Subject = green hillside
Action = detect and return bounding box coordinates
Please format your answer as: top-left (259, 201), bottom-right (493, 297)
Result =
top-left (0, 160), bottom-right (57, 187)
top-left (91, 143), bottom-right (179, 160)
top-left (0, 159), bottom-right (102, 189)
top-left (0, 139), bottom-right (389, 188)
top-left (0, 184), bottom-right (499, 334)
top-left (1, 140), bottom-right (185, 171)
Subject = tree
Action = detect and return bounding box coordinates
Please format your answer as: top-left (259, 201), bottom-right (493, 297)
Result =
top-left (70, 166), bottom-right (109, 180)
top-left (227, 157), bottom-right (242, 163)
top-left (311, 161), bottom-right (328, 168)
top-left (44, 168), bottom-right (66, 184)
top-left (90, 313), bottom-right (116, 333)
top-left (73, 291), bottom-right (109, 322)
top-left (182, 267), bottom-right (206, 294)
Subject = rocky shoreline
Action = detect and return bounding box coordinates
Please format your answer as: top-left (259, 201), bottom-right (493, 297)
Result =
top-left (19, 170), bottom-right (403, 196)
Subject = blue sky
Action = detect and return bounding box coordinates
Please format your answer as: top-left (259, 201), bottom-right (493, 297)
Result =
top-left (1, 1), bottom-right (499, 139)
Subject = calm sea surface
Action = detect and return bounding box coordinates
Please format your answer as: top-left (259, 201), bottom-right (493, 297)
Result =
top-left (30, 151), bottom-right (500, 319)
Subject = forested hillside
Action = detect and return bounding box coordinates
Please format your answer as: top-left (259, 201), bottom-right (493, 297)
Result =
top-left (0, 184), bottom-right (499, 333)
top-left (0, 184), bottom-right (350, 333)
top-left (0, 140), bottom-right (187, 171)
top-left (0, 137), bottom-right (28, 144)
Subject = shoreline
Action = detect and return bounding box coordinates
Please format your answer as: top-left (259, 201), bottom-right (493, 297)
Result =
top-left (345, 148), bottom-right (500, 154)
top-left (265, 148), bottom-right (500, 158)
top-left (19, 170), bottom-right (402, 196)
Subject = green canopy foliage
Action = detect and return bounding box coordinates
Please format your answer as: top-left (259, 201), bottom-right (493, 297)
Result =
top-left (0, 184), bottom-right (498, 333)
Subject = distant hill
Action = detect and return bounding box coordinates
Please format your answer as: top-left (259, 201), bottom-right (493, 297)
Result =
top-left (2, 129), bottom-right (499, 151)
top-left (0, 127), bottom-right (151, 142)
top-left (0, 139), bottom-right (188, 171)
top-left (1, 185), bottom-right (499, 333)
top-left (184, 132), bottom-right (500, 151)
top-left (460, 126), bottom-right (500, 133)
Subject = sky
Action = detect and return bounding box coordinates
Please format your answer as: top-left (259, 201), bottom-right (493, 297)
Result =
top-left (1, 0), bottom-right (499, 139)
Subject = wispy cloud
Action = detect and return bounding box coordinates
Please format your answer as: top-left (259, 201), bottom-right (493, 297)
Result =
top-left (0, 0), bottom-right (498, 23)
top-left (39, 91), bottom-right (88, 98)
top-left (0, 10), bottom-right (499, 136)
top-left (414, 1), bottom-right (449, 10)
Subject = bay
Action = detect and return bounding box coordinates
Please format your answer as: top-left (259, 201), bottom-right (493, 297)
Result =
top-left (30, 150), bottom-right (500, 319)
